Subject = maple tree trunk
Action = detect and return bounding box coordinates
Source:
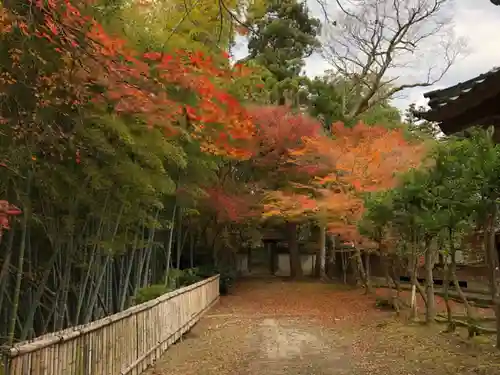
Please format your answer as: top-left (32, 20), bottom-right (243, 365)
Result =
top-left (348, 257), bottom-right (358, 286)
top-left (424, 243), bottom-right (436, 324)
top-left (286, 221), bottom-right (302, 278)
top-left (355, 248), bottom-right (371, 292)
top-left (341, 251), bottom-right (348, 284)
top-left (247, 246), bottom-right (252, 274)
top-left (314, 247), bottom-right (321, 278)
top-left (313, 225), bottom-right (321, 278)
top-left (382, 253), bottom-right (399, 313)
top-left (442, 257), bottom-right (454, 331)
top-left (450, 248), bottom-right (477, 335)
top-left (365, 252), bottom-right (372, 293)
top-left (388, 257), bottom-right (402, 300)
top-left (327, 234), bottom-right (336, 277)
top-left (409, 252), bottom-right (425, 320)
top-left (316, 225), bottom-right (326, 278)
top-left (325, 247), bottom-right (333, 278)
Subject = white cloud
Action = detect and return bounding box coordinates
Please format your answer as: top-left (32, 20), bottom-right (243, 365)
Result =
top-left (232, 0), bottom-right (500, 112)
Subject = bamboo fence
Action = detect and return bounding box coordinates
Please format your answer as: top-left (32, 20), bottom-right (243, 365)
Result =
top-left (2, 275), bottom-right (220, 375)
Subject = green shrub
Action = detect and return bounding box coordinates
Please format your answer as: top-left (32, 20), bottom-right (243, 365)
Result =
top-left (165, 269), bottom-right (183, 289)
top-left (135, 284), bottom-right (172, 305)
top-left (178, 268), bottom-right (203, 287)
top-left (197, 265), bottom-right (236, 296)
top-left (135, 266), bottom-right (233, 306)
top-left (165, 268), bottom-right (203, 289)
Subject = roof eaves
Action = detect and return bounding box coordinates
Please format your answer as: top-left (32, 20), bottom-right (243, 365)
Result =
top-left (424, 67), bottom-right (500, 103)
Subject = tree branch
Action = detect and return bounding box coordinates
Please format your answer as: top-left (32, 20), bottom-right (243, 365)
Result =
top-left (322, 0), bottom-right (465, 120)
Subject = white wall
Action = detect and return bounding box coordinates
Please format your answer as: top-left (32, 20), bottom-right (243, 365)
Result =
top-left (236, 253), bottom-right (249, 275)
top-left (275, 254), bottom-right (316, 276)
top-left (443, 250), bottom-right (465, 265)
top-left (236, 252), bottom-right (317, 276)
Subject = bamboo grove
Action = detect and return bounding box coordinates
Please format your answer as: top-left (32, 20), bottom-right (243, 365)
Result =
top-left (0, 0), bottom-right (260, 346)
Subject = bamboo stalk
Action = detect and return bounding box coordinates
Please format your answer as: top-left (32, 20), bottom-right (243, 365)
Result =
top-left (7, 172), bottom-right (32, 347)
top-left (0, 228), bottom-right (15, 313)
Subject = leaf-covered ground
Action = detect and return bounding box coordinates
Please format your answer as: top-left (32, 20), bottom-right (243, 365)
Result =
top-left (147, 279), bottom-right (500, 375)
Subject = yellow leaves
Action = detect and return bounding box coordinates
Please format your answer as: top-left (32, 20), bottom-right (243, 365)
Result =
top-left (119, 0), bottom-right (236, 53)
top-left (8, 48), bottom-right (23, 65)
top-left (262, 209), bottom-right (282, 218)
top-left (247, 0), bottom-right (268, 15)
top-left (0, 6), bottom-right (13, 35)
top-left (262, 189), bottom-right (319, 220)
top-left (0, 71), bottom-right (16, 86)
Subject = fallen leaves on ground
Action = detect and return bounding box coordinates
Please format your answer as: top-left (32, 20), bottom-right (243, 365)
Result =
top-left (214, 279), bottom-right (386, 326)
top-left (146, 279), bottom-right (499, 375)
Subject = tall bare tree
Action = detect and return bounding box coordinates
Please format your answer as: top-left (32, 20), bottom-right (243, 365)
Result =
top-left (322, 0), bottom-right (467, 121)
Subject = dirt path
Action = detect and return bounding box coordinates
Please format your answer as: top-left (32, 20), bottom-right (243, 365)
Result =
top-left (147, 279), bottom-right (499, 375)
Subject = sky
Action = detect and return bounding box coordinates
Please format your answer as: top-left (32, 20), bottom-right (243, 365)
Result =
top-left (231, 0), bottom-right (500, 112)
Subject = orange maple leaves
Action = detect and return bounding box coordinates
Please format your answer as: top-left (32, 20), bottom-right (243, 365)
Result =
top-left (263, 118), bottom-right (426, 242)
top-left (310, 122), bottom-right (424, 243)
top-left (297, 121), bottom-right (425, 191)
top-left (2, 0), bottom-right (254, 160)
top-left (0, 199), bottom-right (22, 241)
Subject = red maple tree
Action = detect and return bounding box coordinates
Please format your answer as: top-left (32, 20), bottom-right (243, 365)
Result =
top-left (248, 106), bottom-right (323, 169)
top-left (1, 0), bottom-right (254, 160)
top-left (264, 121), bottom-right (426, 238)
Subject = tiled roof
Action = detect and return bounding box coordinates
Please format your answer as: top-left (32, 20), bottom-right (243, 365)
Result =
top-left (423, 67), bottom-right (500, 111)
top-left (414, 66), bottom-right (500, 134)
